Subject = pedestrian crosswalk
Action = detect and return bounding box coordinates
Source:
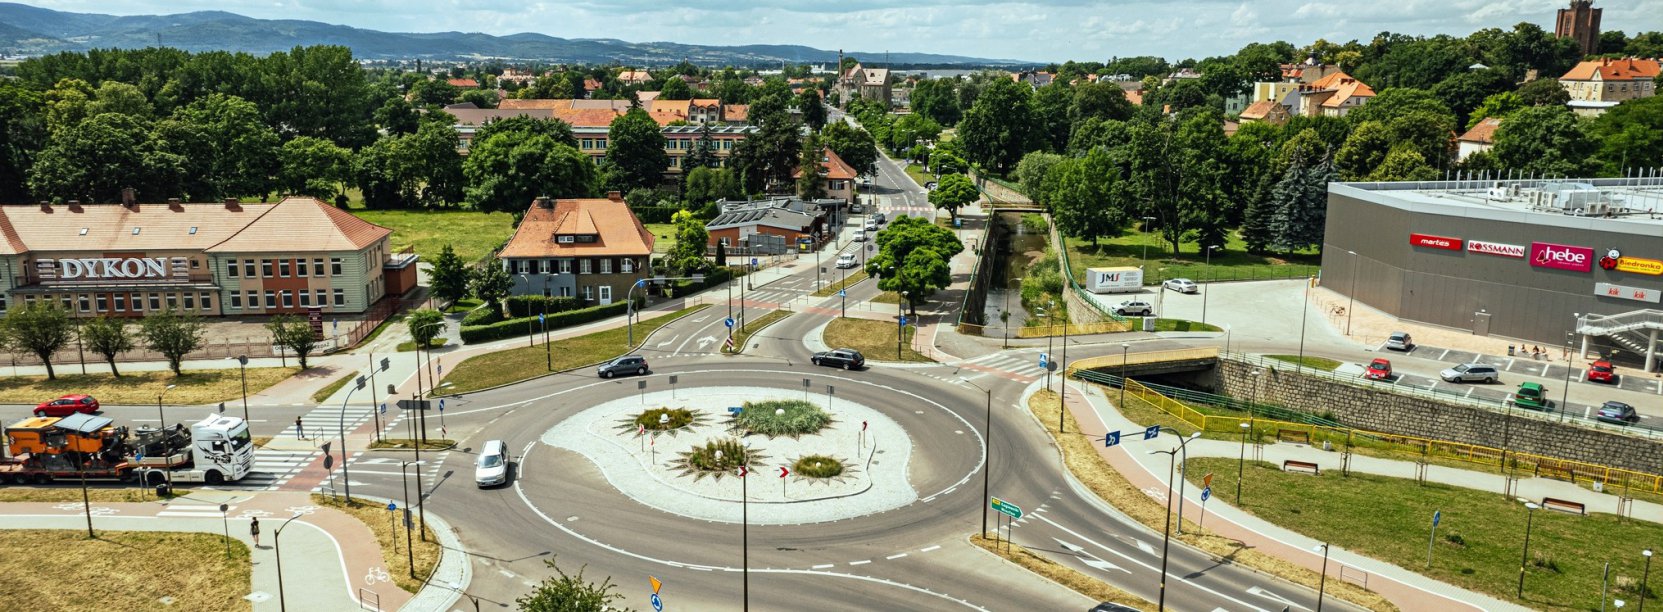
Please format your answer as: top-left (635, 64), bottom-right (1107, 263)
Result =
top-left (959, 350), bottom-right (1042, 372)
top-left (225, 403), bottom-right (382, 491)
top-left (156, 503), bottom-right (239, 518)
top-left (235, 449), bottom-right (318, 490)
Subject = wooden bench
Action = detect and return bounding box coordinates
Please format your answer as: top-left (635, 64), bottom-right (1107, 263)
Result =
top-left (1277, 429), bottom-right (1311, 445)
top-left (1534, 463), bottom-right (1577, 483)
top-left (1283, 460), bottom-right (1320, 475)
top-left (1541, 497), bottom-right (1585, 515)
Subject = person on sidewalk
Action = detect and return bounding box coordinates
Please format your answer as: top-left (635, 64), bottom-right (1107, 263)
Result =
top-left (250, 517), bottom-right (260, 547)
top-left (294, 416), bottom-right (305, 440)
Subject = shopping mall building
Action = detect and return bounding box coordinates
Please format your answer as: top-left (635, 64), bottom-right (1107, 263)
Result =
top-left (0, 197), bottom-right (417, 317)
top-left (1321, 178), bottom-right (1663, 369)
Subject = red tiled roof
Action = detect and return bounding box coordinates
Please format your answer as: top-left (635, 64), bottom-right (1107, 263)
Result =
top-left (1458, 117), bottom-right (1503, 144)
top-left (793, 146), bottom-right (858, 181)
top-left (1561, 58), bottom-right (1662, 82)
top-left (1306, 71), bottom-right (1375, 108)
top-left (1239, 100), bottom-right (1276, 119)
top-left (208, 197), bottom-right (391, 252)
top-left (499, 197), bottom-right (654, 258)
top-left (447, 78), bottom-right (479, 88)
top-left (723, 105), bottom-right (749, 122)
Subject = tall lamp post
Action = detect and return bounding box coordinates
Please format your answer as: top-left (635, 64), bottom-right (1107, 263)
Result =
top-left (1140, 216), bottom-right (1156, 267)
top-left (1296, 278), bottom-right (1312, 364)
top-left (1345, 250), bottom-right (1359, 336)
top-left (274, 512), bottom-right (305, 612)
top-left (517, 273), bottom-right (534, 348)
top-left (1518, 500), bottom-right (1541, 598)
top-left (1236, 421), bottom-right (1250, 504)
top-left (336, 375), bottom-right (367, 502)
top-left (1561, 320), bottom-right (1579, 423)
top-left (1149, 430), bottom-right (1202, 611)
top-left (236, 355), bottom-right (249, 421)
top-left (1642, 549), bottom-right (1656, 612)
top-left (1058, 306), bottom-right (1070, 434)
top-left (960, 378), bottom-right (994, 540)
top-left (1314, 542), bottom-right (1331, 612)
top-left (400, 460), bottom-right (421, 573)
top-left (1201, 245), bottom-right (1221, 328)
top-left (1118, 342), bottom-right (1131, 406)
top-left (412, 320), bottom-right (445, 445)
top-left (156, 384), bottom-right (177, 428)
top-left (898, 291), bottom-right (909, 359)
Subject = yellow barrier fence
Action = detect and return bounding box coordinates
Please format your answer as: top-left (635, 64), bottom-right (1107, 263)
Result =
top-left (1067, 347), bottom-right (1220, 374)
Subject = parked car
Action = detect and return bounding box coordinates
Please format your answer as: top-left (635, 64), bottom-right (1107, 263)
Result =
top-left (864, 220), bottom-right (879, 232)
top-left (1112, 300), bottom-right (1155, 316)
top-left (1162, 278), bottom-right (1198, 294)
top-left (871, 212), bottom-right (886, 224)
top-left (1509, 382), bottom-right (1552, 411)
top-left (597, 355), bottom-right (650, 378)
top-left (1439, 363), bottom-right (1500, 383)
top-left (1597, 401), bottom-right (1640, 425)
top-left (1587, 360), bottom-right (1618, 384)
top-left (1384, 331), bottom-right (1414, 351)
top-left (1089, 604), bottom-right (1141, 612)
top-left (475, 439), bottom-right (509, 487)
top-left (1364, 358), bottom-right (1393, 380)
top-left (836, 253), bottom-right (858, 269)
top-left (35, 394), bottom-right (100, 417)
top-left (853, 230), bottom-right (867, 242)
top-left (811, 348), bottom-right (866, 370)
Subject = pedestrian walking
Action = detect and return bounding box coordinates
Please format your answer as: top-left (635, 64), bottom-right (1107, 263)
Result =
top-left (294, 416), bottom-right (304, 440)
top-left (250, 517), bottom-right (260, 547)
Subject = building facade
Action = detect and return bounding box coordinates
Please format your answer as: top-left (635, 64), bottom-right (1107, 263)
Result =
top-left (0, 197), bottom-right (396, 317)
top-left (1556, 0), bottom-right (1602, 56)
top-left (498, 194), bottom-right (654, 306)
top-left (1559, 58), bottom-right (1660, 115)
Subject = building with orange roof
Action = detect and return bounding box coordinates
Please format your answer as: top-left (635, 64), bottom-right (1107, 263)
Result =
top-left (0, 196), bottom-right (407, 317)
top-left (722, 104), bottom-right (749, 123)
top-left (1292, 71), bottom-right (1375, 118)
top-left (618, 70), bottom-right (652, 86)
top-left (498, 193), bottom-right (653, 304)
top-left (1559, 57), bottom-right (1659, 115)
top-left (447, 78), bottom-right (479, 88)
top-left (792, 146), bottom-right (859, 202)
top-left (1238, 99), bottom-right (1291, 125)
top-left (1457, 117), bottom-right (1503, 161)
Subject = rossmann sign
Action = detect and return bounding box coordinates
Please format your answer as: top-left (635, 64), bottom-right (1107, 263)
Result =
top-left (1466, 240), bottom-right (1526, 258)
top-left (1529, 242), bottom-right (1595, 272)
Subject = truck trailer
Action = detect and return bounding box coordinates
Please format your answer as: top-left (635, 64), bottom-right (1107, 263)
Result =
top-left (1, 413), bottom-right (254, 486)
top-left (1085, 266), bottom-right (1144, 294)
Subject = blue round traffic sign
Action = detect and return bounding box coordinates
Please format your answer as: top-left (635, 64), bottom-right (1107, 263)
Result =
top-left (1200, 486), bottom-right (1211, 502)
top-left (387, 502), bottom-right (397, 511)
top-left (724, 317), bottom-right (735, 328)
top-left (650, 593), bottom-right (663, 612)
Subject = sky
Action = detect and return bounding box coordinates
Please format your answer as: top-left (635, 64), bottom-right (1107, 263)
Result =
top-left (24, 0), bottom-right (1663, 62)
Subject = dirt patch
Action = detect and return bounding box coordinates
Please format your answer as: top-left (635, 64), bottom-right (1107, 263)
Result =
top-left (0, 530), bottom-right (249, 611)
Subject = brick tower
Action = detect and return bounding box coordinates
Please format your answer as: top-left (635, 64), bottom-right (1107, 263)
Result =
top-left (1555, 0), bottom-right (1602, 56)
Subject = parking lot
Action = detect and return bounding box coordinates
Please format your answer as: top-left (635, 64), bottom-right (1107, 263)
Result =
top-left (1388, 343), bottom-right (1663, 396)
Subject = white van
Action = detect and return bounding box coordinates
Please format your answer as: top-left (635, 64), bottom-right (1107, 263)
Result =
top-left (475, 439), bottom-right (508, 488)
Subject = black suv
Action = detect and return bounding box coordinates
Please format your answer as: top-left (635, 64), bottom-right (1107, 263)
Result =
top-left (597, 355), bottom-right (650, 378)
top-left (811, 348), bottom-right (866, 370)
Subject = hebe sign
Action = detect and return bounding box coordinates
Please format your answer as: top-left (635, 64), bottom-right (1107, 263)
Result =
top-left (1409, 233), bottom-right (1461, 251)
top-left (1529, 242), bottom-right (1595, 272)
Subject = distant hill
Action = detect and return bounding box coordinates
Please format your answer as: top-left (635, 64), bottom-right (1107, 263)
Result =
top-left (0, 3), bottom-right (1024, 66)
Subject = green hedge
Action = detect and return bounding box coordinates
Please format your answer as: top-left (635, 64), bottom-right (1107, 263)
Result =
top-left (459, 300), bottom-right (632, 344)
top-left (505, 295), bottom-right (583, 318)
top-left (460, 305), bottom-right (504, 327)
top-left (672, 267), bottom-right (733, 295)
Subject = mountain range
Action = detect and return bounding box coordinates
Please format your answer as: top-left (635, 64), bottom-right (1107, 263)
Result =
top-left (0, 3), bottom-right (1020, 66)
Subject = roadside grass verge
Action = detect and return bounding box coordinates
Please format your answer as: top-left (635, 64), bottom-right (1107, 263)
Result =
top-left (444, 298), bottom-right (483, 314)
top-left (1118, 317), bottom-right (1223, 332)
top-left (810, 270), bottom-right (868, 297)
top-left (726, 310), bottom-right (791, 354)
top-left (902, 163), bottom-right (934, 189)
top-left (0, 530), bottom-right (249, 611)
top-left (1064, 230), bottom-right (1319, 286)
top-left (312, 494), bottom-right (439, 594)
top-left (396, 338), bottom-right (449, 352)
top-left (1027, 389), bottom-right (1394, 611)
top-left (437, 305), bottom-right (708, 395)
top-left (0, 487), bottom-right (192, 503)
top-left (1189, 457), bottom-right (1663, 610)
top-left (969, 535), bottom-right (1149, 610)
top-left (0, 368), bottom-right (297, 406)
top-left (348, 206), bottom-right (514, 263)
top-left (369, 438), bottom-right (457, 450)
top-left (822, 318), bottom-right (932, 363)
top-left (310, 375), bottom-right (352, 404)
top-left (1265, 355), bottom-right (1344, 371)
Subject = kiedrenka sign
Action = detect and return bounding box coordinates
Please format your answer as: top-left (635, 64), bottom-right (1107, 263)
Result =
top-left (42, 257), bottom-right (173, 281)
top-left (1529, 242), bottom-right (1594, 272)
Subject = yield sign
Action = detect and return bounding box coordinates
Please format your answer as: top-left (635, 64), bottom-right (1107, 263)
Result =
top-left (649, 576), bottom-right (662, 594)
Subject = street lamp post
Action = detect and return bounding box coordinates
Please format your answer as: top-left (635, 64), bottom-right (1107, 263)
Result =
top-left (1518, 501), bottom-right (1541, 598)
top-left (1561, 320), bottom-right (1578, 423)
top-left (898, 291), bottom-right (908, 359)
top-left (1202, 245), bottom-right (1221, 328)
top-left (1150, 431), bottom-right (1202, 611)
top-left (517, 274), bottom-right (534, 348)
top-left (1296, 278), bottom-right (1312, 365)
top-left (1643, 549), bottom-right (1655, 612)
top-left (1345, 250), bottom-right (1359, 336)
top-left (336, 375), bottom-right (367, 502)
top-left (1236, 422), bottom-right (1250, 504)
top-left (274, 512), bottom-right (304, 612)
top-left (1119, 342), bottom-right (1131, 406)
top-left (1140, 216), bottom-right (1156, 267)
top-left (961, 378), bottom-right (994, 540)
top-left (156, 384), bottom-right (177, 428)
top-left (1058, 308), bottom-right (1069, 434)
top-left (400, 460), bottom-right (420, 575)
top-left (1314, 542), bottom-right (1331, 612)
top-left (237, 355), bottom-right (249, 422)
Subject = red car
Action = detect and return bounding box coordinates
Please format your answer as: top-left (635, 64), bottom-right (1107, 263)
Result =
top-left (1587, 360), bottom-right (1618, 384)
top-left (35, 394), bottom-right (100, 417)
top-left (1364, 358), bottom-right (1393, 381)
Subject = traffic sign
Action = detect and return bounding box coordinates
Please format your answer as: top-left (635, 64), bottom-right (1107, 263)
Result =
top-left (1143, 425), bottom-right (1160, 440)
top-left (218, 402), bottom-right (225, 413)
top-left (438, 399), bottom-right (445, 412)
top-left (396, 399), bottom-right (432, 411)
top-left (649, 576), bottom-right (662, 594)
top-left (724, 317), bottom-right (735, 328)
top-left (728, 407), bottom-right (743, 416)
top-left (1038, 353), bottom-right (1049, 368)
top-left (539, 313), bottom-right (546, 325)
top-left (1203, 473), bottom-right (1214, 488)
top-left (838, 289), bottom-right (846, 297)
top-left (751, 257), bottom-right (759, 266)
top-left (1432, 510), bottom-right (1441, 527)
top-left (1200, 486), bottom-right (1211, 502)
top-left (650, 593), bottom-right (663, 612)
top-left (380, 403), bottom-right (387, 415)
top-left (387, 502), bottom-right (396, 511)
top-left (779, 466), bottom-right (790, 478)
top-left (990, 496), bottom-right (1023, 520)
top-left (899, 316), bottom-right (908, 326)
top-left (1104, 430), bottom-right (1121, 447)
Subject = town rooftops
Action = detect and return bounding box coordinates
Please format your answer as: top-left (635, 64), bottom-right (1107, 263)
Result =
top-left (793, 146), bottom-right (858, 181)
top-left (1561, 58), bottom-right (1662, 82)
top-left (1458, 117), bottom-right (1503, 144)
top-left (446, 78), bottom-right (479, 88)
top-left (1305, 71), bottom-right (1375, 107)
top-left (499, 194), bottom-right (654, 259)
top-left (618, 70), bottom-right (652, 84)
top-left (723, 104), bottom-right (749, 122)
top-left (706, 207), bottom-right (817, 232)
top-left (0, 197), bottom-right (391, 255)
top-left (1239, 100), bottom-right (1277, 120)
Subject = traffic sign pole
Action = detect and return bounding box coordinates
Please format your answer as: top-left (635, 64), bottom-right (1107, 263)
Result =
top-left (1199, 486), bottom-right (1212, 529)
top-left (1428, 509), bottom-right (1441, 568)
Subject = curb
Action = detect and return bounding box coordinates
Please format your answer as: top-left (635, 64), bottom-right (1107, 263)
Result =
top-left (723, 308), bottom-right (795, 355)
top-left (347, 493), bottom-right (469, 612)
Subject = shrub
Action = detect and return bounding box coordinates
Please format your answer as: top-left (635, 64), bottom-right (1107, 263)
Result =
top-left (792, 454), bottom-right (845, 479)
top-left (635, 408), bottom-right (695, 431)
top-left (1530, 550), bottom-right (1560, 573)
top-left (733, 399), bottom-right (832, 438)
top-left (683, 437), bottom-right (753, 472)
top-left (1443, 532), bottom-right (1466, 547)
top-left (461, 305), bottom-right (504, 327)
top-left (670, 267), bottom-right (733, 295)
top-left (505, 295), bottom-right (583, 318)
top-left (459, 300), bottom-right (630, 344)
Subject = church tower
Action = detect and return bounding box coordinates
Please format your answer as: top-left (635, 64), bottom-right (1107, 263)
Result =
top-left (1555, 0), bottom-right (1602, 56)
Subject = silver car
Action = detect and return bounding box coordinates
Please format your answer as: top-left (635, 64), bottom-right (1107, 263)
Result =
top-left (1384, 331), bottom-right (1413, 351)
top-left (1439, 363), bottom-right (1499, 384)
top-left (1162, 278), bottom-right (1198, 294)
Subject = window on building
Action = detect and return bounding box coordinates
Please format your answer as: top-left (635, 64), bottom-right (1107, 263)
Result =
top-left (76, 294), bottom-right (89, 312)
top-left (264, 291), bottom-right (276, 309)
top-left (622, 258), bottom-right (634, 273)
top-left (300, 290), bottom-right (311, 307)
top-left (246, 290), bottom-right (258, 310)
top-left (580, 259), bottom-right (592, 274)
top-left (230, 292), bottom-right (242, 309)
top-left (313, 258), bottom-right (325, 276)
top-left (244, 260), bottom-right (256, 277)
top-left (314, 289), bottom-right (326, 307)
top-left (297, 260), bottom-right (308, 277)
top-left (559, 259), bottom-right (572, 274)
top-left (333, 288), bottom-right (346, 307)
top-left (200, 292), bottom-right (212, 311)
top-left (279, 260), bottom-right (291, 277)
top-left (165, 294), bottom-right (177, 310)
top-left (261, 260), bottom-right (273, 277)
top-left (559, 286), bottom-right (572, 297)
top-left (228, 259), bottom-right (239, 277)
top-left (540, 260), bottom-right (551, 274)
top-left (183, 293), bottom-right (195, 310)
top-left (96, 295), bottom-right (107, 312)
top-left (331, 258), bottom-right (343, 276)
top-left (60, 295), bottom-right (71, 310)
top-left (582, 285), bottom-right (593, 301)
top-left (281, 290), bottom-right (293, 308)
top-left (115, 294), bottom-right (127, 312)
top-left (600, 258), bottom-right (612, 274)
top-left (190, 258), bottom-right (199, 269)
top-left (558, 235), bottom-right (575, 244)
top-left (149, 294), bottom-right (161, 311)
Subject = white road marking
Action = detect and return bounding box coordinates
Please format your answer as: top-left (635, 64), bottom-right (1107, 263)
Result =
top-left (812, 564), bottom-right (834, 569)
top-left (1035, 514), bottom-right (1269, 611)
top-left (1246, 586), bottom-right (1302, 610)
top-left (848, 560), bottom-right (871, 566)
top-left (919, 545), bottom-right (941, 553)
top-left (886, 553), bottom-right (907, 560)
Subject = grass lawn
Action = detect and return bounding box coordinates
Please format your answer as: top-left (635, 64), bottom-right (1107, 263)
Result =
top-left (358, 311), bottom-right (406, 346)
top-left (643, 223), bottom-right (678, 254)
top-left (0, 368), bottom-right (297, 406)
top-left (348, 205), bottom-right (515, 263)
top-left (1119, 317), bottom-right (1223, 332)
top-left (444, 298), bottom-right (483, 314)
top-left (1265, 354), bottom-right (1343, 371)
top-left (1189, 458), bottom-right (1663, 610)
top-left (437, 305), bottom-right (708, 395)
top-left (312, 495), bottom-right (438, 594)
top-left (727, 310), bottom-right (791, 354)
top-left (902, 163), bottom-right (934, 190)
top-left (396, 338), bottom-right (449, 352)
top-left (811, 270), bottom-right (868, 297)
top-left (310, 374), bottom-right (352, 404)
top-left (369, 438), bottom-right (457, 450)
top-left (1065, 229), bottom-right (1319, 286)
top-left (0, 530), bottom-right (249, 611)
top-left (0, 487), bottom-right (191, 502)
top-left (822, 318), bottom-right (932, 363)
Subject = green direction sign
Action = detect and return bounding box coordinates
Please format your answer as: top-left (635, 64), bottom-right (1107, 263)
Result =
top-left (990, 496), bottom-right (1023, 520)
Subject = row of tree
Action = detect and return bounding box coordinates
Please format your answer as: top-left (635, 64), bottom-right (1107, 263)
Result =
top-left (0, 304), bottom-right (331, 379)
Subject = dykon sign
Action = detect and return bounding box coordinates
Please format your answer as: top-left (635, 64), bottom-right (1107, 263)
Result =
top-left (55, 257), bottom-right (171, 280)
top-left (1529, 242), bottom-right (1594, 272)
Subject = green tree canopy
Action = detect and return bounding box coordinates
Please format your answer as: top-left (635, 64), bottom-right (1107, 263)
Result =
top-left (265, 315), bottom-right (319, 370)
top-left (957, 78), bottom-right (1036, 174)
top-left (79, 316), bottom-right (133, 377)
top-left (138, 308), bottom-right (206, 376)
top-left (927, 173), bottom-right (979, 222)
top-left (821, 121), bottom-right (878, 177)
top-left (1, 303), bottom-right (73, 380)
top-left (463, 132), bottom-right (596, 213)
top-left (601, 109), bottom-right (669, 193)
top-left (429, 245), bottom-right (471, 306)
top-left (164, 93), bottom-right (280, 200)
top-left (662, 209), bottom-right (711, 275)
top-left (1491, 105), bottom-right (1596, 176)
top-left (277, 136), bottom-right (352, 200)
top-left (1585, 96), bottom-right (1663, 176)
top-left (658, 77), bottom-right (693, 101)
top-left (27, 112), bottom-right (185, 203)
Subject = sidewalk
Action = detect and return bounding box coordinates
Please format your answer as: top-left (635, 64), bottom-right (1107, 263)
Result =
top-left (1056, 379), bottom-right (1527, 611)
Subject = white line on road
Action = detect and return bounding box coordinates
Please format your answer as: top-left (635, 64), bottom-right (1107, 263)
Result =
top-left (812, 564), bottom-right (834, 569)
top-left (848, 560), bottom-right (871, 566)
top-left (1034, 514), bottom-right (1270, 611)
top-left (886, 553), bottom-right (907, 560)
top-left (919, 545), bottom-right (941, 553)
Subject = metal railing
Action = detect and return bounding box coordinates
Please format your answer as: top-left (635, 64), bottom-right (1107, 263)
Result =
top-left (1069, 347), bottom-right (1220, 372)
top-left (1015, 321), bottom-right (1130, 338)
top-left (1579, 310), bottom-right (1663, 336)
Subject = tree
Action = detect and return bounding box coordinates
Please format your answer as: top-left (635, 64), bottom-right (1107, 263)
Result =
top-left (1431, 68), bottom-right (1514, 128)
top-left (353, 121), bottom-right (465, 209)
top-left (797, 88), bottom-right (827, 131)
top-left (1516, 78), bottom-right (1571, 107)
top-left (957, 78), bottom-right (1036, 174)
top-left (277, 136), bottom-right (352, 199)
top-left (470, 264), bottom-right (515, 313)
top-left (797, 137), bottom-right (826, 200)
top-left (409, 78), bottom-right (461, 107)
top-left (165, 93), bottom-right (281, 200)
top-left (683, 166), bottom-right (742, 213)
top-left (28, 113), bottom-right (185, 203)
top-left (663, 210), bottom-right (710, 274)
top-left (1068, 82), bottom-right (1133, 125)
top-left (659, 77), bottom-right (693, 100)
top-left (1, 303), bottom-right (73, 380)
top-left (463, 132), bottom-right (596, 213)
top-left (265, 315), bottom-right (319, 369)
top-left (1335, 121), bottom-right (1392, 180)
top-left (430, 245), bottom-right (471, 307)
top-left (928, 174), bottom-right (979, 222)
top-left (1491, 105), bottom-right (1596, 176)
top-left (864, 216), bottom-right (963, 317)
top-left (1346, 88), bottom-right (1455, 128)
top-left (1015, 151), bottom-right (1065, 208)
top-left (929, 150), bottom-right (968, 176)
top-left (375, 97), bottom-right (421, 136)
top-left (729, 106), bottom-right (801, 193)
top-left (910, 78), bottom-right (962, 126)
top-left (1030, 83), bottom-right (1073, 153)
top-left (1586, 96), bottom-right (1663, 176)
top-left (684, 124), bottom-right (719, 171)
top-left (602, 109), bottom-right (669, 192)
top-left (459, 89), bottom-right (498, 109)
top-left (821, 121), bottom-right (878, 177)
top-left (515, 558), bottom-right (632, 612)
top-left (1174, 109), bottom-right (1232, 251)
top-left (887, 114), bottom-right (941, 152)
top-left (1048, 148), bottom-right (1129, 245)
top-left (406, 309), bottom-right (446, 349)
top-left (1266, 130), bottom-right (1334, 254)
top-left (138, 309), bottom-right (206, 376)
top-left (262, 46), bottom-right (377, 148)
top-left (1468, 92), bottom-right (1525, 128)
top-left (1368, 146), bottom-right (1439, 181)
top-left (0, 80), bottom-right (46, 203)
top-left (79, 316), bottom-right (133, 377)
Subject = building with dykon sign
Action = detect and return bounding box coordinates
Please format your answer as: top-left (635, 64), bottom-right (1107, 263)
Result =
top-left (1322, 178), bottom-right (1663, 369)
top-left (0, 197), bottom-right (410, 317)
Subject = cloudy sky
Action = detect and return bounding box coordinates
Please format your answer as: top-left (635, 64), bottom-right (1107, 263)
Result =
top-left (26, 0), bottom-right (1663, 62)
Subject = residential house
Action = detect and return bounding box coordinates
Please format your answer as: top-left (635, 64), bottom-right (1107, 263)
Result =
top-left (498, 68), bottom-right (541, 86)
top-left (1251, 60), bottom-right (1345, 104)
top-left (636, 90), bottom-right (662, 105)
top-left (722, 104), bottom-right (750, 123)
top-left (583, 79), bottom-right (602, 97)
top-left (1291, 71), bottom-right (1374, 117)
top-left (1011, 71), bottom-right (1055, 89)
top-left (450, 101), bottom-right (755, 175)
top-left (1238, 99), bottom-right (1291, 125)
top-left (1559, 57), bottom-right (1659, 115)
top-left (791, 146), bottom-right (859, 202)
top-left (704, 197), bottom-right (848, 253)
top-left (1457, 117), bottom-right (1503, 161)
top-left (835, 63), bottom-right (892, 107)
top-left (690, 99), bottom-right (723, 124)
top-left (447, 78), bottom-right (479, 88)
top-left (618, 70), bottom-right (653, 86)
top-left (498, 193), bottom-right (653, 306)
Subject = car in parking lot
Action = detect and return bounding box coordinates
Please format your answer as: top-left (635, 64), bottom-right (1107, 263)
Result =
top-left (597, 355), bottom-right (650, 378)
top-left (1112, 300), bottom-right (1154, 316)
top-left (1364, 358), bottom-right (1393, 380)
top-left (1509, 382), bottom-right (1552, 411)
top-left (35, 394), bottom-right (100, 417)
top-left (836, 253), bottom-right (858, 269)
top-left (1162, 278), bottom-right (1198, 294)
top-left (1587, 360), bottom-right (1618, 384)
top-left (475, 439), bottom-right (508, 487)
top-left (1439, 363), bottom-right (1500, 383)
top-left (811, 348), bottom-right (865, 370)
top-left (1384, 331), bottom-right (1414, 351)
top-left (1597, 401), bottom-right (1640, 425)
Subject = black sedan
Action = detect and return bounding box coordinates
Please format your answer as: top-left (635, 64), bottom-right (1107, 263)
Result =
top-left (1596, 401), bottom-right (1640, 425)
top-left (811, 348), bottom-right (865, 370)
